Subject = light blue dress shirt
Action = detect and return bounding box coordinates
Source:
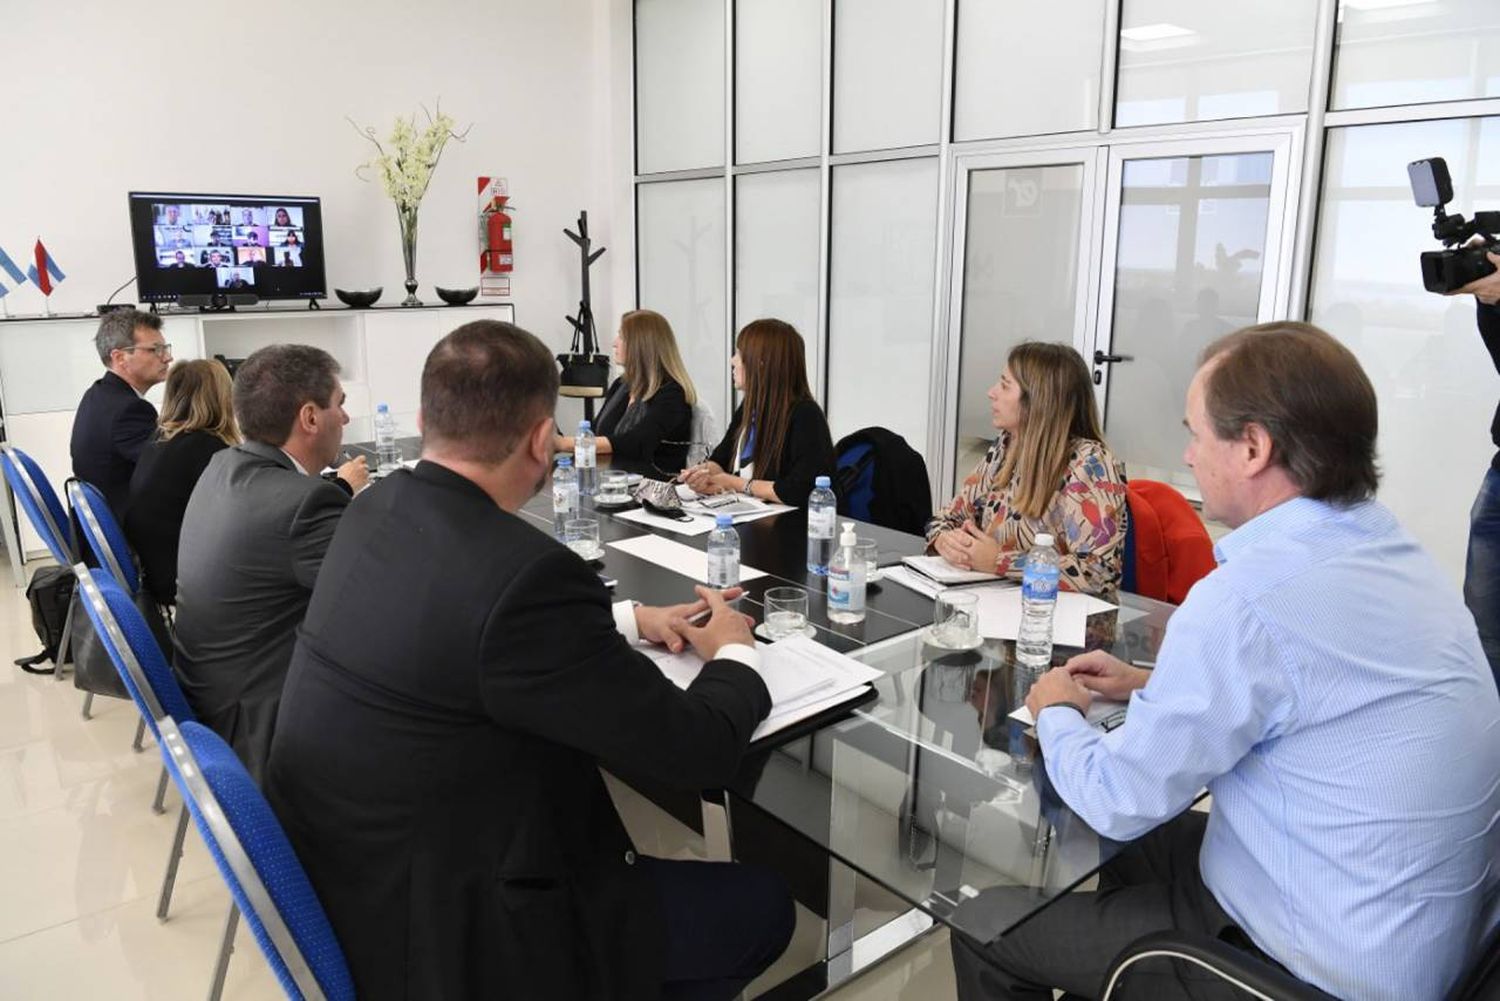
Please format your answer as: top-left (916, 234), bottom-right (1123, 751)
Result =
top-left (1038, 497), bottom-right (1500, 1000)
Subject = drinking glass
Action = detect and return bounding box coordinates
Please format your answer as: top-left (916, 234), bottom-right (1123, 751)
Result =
top-left (856, 537), bottom-right (880, 582)
top-left (600, 470), bottom-right (630, 503)
top-left (565, 518), bottom-right (601, 560)
top-left (930, 590), bottom-right (980, 649)
top-left (764, 586), bottom-right (810, 640)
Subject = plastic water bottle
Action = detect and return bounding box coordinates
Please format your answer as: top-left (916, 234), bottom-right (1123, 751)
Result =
top-left (574, 420), bottom-right (597, 497)
top-left (1016, 533), bottom-right (1060, 672)
top-left (827, 521), bottom-right (867, 625)
top-left (806, 475), bottom-right (837, 575)
top-left (374, 403), bottom-right (401, 470)
top-left (552, 456), bottom-right (578, 539)
top-left (706, 515), bottom-right (740, 588)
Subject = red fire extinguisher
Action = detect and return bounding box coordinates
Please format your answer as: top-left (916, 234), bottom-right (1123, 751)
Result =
top-left (485, 196), bottom-right (514, 273)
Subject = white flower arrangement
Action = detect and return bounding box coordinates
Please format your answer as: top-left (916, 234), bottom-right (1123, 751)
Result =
top-left (348, 103), bottom-right (471, 215)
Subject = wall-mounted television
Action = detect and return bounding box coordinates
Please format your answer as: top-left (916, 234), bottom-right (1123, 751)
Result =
top-left (128, 191), bottom-right (328, 304)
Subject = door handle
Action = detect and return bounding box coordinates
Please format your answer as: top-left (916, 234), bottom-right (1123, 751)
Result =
top-left (1093, 350), bottom-right (1134, 365)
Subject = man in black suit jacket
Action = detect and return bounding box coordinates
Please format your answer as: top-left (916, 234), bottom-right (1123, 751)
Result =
top-left (70, 309), bottom-right (172, 518)
top-left (175, 344), bottom-right (368, 781)
top-left (268, 320), bottom-right (793, 1000)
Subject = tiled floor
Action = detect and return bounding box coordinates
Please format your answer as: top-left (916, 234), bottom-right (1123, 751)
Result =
top-left (0, 562), bottom-right (956, 1000)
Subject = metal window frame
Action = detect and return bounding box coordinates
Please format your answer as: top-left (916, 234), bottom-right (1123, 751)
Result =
top-left (630, 0), bottom-right (1500, 505)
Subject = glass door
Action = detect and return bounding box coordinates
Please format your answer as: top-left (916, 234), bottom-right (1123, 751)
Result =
top-left (941, 148), bottom-right (1105, 495)
top-left (1091, 133), bottom-right (1298, 498)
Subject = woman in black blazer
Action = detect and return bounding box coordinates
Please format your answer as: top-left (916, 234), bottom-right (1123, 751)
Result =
top-left (555, 309), bottom-right (697, 472)
top-left (124, 359), bottom-right (240, 604)
top-left (682, 318), bottom-right (835, 507)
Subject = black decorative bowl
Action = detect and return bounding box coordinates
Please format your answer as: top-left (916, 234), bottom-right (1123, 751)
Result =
top-left (335, 287), bottom-right (382, 308)
top-left (436, 285), bottom-right (479, 306)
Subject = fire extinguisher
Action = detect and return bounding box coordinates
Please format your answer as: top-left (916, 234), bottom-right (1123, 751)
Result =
top-left (485, 196), bottom-right (514, 273)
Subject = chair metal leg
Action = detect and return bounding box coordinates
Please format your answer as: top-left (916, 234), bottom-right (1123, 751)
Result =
top-left (56, 592), bottom-right (74, 683)
top-left (80, 692), bottom-right (93, 719)
top-left (157, 804), bottom-right (190, 921)
top-left (206, 905), bottom-right (238, 1001)
top-left (151, 764), bottom-right (170, 815)
top-left (132, 716), bottom-right (147, 752)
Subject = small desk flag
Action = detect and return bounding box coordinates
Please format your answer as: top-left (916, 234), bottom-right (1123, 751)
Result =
top-left (27, 240), bottom-right (65, 297)
top-left (0, 245), bottom-right (26, 298)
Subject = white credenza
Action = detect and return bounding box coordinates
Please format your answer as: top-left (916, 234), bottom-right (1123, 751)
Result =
top-left (0, 302), bottom-right (515, 574)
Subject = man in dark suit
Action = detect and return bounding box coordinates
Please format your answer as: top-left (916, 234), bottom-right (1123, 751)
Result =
top-left (70, 309), bottom-right (172, 518)
top-left (174, 344), bottom-right (368, 781)
top-left (268, 320), bottom-right (794, 1000)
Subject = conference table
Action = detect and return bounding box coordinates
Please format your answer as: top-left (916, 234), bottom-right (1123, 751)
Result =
top-left (357, 429), bottom-right (1174, 999)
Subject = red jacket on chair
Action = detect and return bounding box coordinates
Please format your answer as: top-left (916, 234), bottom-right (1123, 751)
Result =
top-left (1125, 480), bottom-right (1217, 605)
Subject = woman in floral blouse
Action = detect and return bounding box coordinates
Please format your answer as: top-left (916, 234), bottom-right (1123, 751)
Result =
top-left (927, 342), bottom-right (1128, 598)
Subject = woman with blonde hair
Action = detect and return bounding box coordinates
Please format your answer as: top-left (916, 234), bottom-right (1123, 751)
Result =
top-left (928, 342), bottom-right (1128, 598)
top-left (125, 358), bottom-right (242, 604)
top-left (555, 309), bottom-right (698, 471)
top-left (682, 318), bottom-right (835, 506)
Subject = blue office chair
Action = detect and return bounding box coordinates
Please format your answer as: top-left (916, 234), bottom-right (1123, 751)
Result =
top-left (159, 717), bottom-right (357, 1001)
top-left (68, 478), bottom-right (161, 730)
top-left (0, 446), bottom-right (80, 685)
top-left (73, 564), bottom-right (199, 924)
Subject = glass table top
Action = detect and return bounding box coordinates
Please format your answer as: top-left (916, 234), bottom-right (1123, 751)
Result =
top-left (731, 592), bottom-right (1175, 947)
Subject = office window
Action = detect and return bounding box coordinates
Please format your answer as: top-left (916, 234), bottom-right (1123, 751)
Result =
top-left (953, 0), bottom-right (1106, 141)
top-left (1309, 117), bottom-right (1500, 580)
top-left (828, 158), bottom-right (941, 456)
top-left (736, 169), bottom-right (821, 390)
top-left (636, 0), bottom-right (725, 173)
top-left (1332, 0), bottom-right (1500, 110)
top-left (1115, 0), bottom-right (1319, 127)
top-left (736, 0), bottom-right (822, 163)
top-left (832, 0), bottom-right (945, 153)
top-left (637, 178), bottom-right (729, 424)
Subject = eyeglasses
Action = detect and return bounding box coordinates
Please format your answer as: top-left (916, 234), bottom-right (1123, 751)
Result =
top-left (122, 343), bottom-right (172, 357)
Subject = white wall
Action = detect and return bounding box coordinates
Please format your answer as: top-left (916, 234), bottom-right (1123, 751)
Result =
top-left (0, 0), bottom-right (624, 364)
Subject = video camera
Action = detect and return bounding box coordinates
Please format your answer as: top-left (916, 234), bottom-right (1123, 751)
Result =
top-left (1410, 157), bottom-right (1500, 293)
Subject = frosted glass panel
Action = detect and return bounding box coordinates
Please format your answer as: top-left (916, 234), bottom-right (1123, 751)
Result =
top-left (1115, 0), bottom-right (1318, 127)
top-left (637, 178), bottom-right (729, 423)
top-left (1333, 0), bottom-right (1500, 110)
top-left (736, 169), bottom-right (821, 390)
top-left (1310, 118), bottom-right (1500, 582)
top-left (636, 0), bottom-right (725, 173)
top-left (956, 164), bottom-right (1088, 489)
top-left (737, 0), bottom-right (822, 163)
top-left (1103, 153), bottom-right (1274, 494)
top-left (954, 0), bottom-right (1105, 141)
top-left (833, 0), bottom-right (944, 153)
top-left (828, 159), bottom-right (940, 457)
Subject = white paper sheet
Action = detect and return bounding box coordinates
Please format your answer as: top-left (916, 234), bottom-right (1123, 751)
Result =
top-left (1009, 697), bottom-right (1128, 730)
top-left (900, 554), bottom-right (1003, 586)
top-left (640, 633), bottom-right (883, 741)
top-left (607, 534), bottom-right (768, 582)
top-left (969, 585), bottom-right (1117, 647)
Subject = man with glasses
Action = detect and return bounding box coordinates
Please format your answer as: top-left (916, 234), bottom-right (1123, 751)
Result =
top-left (70, 308), bottom-right (173, 518)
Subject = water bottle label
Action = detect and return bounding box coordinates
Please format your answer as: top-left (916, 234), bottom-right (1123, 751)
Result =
top-left (1022, 565), bottom-right (1059, 601)
top-left (707, 553), bottom-right (737, 587)
top-left (576, 446), bottom-right (596, 468)
top-left (553, 484), bottom-right (575, 513)
top-left (828, 569), bottom-right (851, 609)
top-left (809, 508), bottom-right (835, 538)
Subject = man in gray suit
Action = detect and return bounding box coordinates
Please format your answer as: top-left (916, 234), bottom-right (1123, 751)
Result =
top-left (174, 344), bottom-right (369, 781)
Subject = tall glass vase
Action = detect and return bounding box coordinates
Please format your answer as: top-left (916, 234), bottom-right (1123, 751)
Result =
top-left (397, 205), bottom-right (422, 306)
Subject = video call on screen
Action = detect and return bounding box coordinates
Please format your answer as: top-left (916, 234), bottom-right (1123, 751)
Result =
top-left (152, 203), bottom-right (308, 290)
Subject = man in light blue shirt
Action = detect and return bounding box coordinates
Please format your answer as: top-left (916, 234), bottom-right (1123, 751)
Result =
top-left (953, 322), bottom-right (1500, 1001)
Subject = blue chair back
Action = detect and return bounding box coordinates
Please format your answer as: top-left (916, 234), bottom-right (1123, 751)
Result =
top-left (72, 564), bottom-right (194, 742)
top-left (0, 445), bottom-right (74, 564)
top-left (68, 480), bottom-right (140, 595)
top-left (160, 718), bottom-right (356, 1001)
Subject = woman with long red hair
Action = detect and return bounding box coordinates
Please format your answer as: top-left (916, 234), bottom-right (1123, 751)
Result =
top-left (681, 319), bottom-right (835, 507)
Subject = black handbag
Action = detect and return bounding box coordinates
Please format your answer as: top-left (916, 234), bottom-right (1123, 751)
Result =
top-left (557, 351), bottom-right (611, 390)
top-left (18, 565), bottom-right (73, 673)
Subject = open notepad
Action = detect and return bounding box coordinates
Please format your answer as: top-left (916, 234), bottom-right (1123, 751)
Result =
top-left (642, 634), bottom-right (883, 742)
top-left (899, 554), bottom-right (1002, 586)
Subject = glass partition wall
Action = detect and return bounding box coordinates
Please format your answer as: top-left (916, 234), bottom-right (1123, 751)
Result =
top-left (632, 0), bottom-right (1500, 583)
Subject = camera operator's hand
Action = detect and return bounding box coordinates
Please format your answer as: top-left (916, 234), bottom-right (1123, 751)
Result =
top-left (1453, 249), bottom-right (1500, 306)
